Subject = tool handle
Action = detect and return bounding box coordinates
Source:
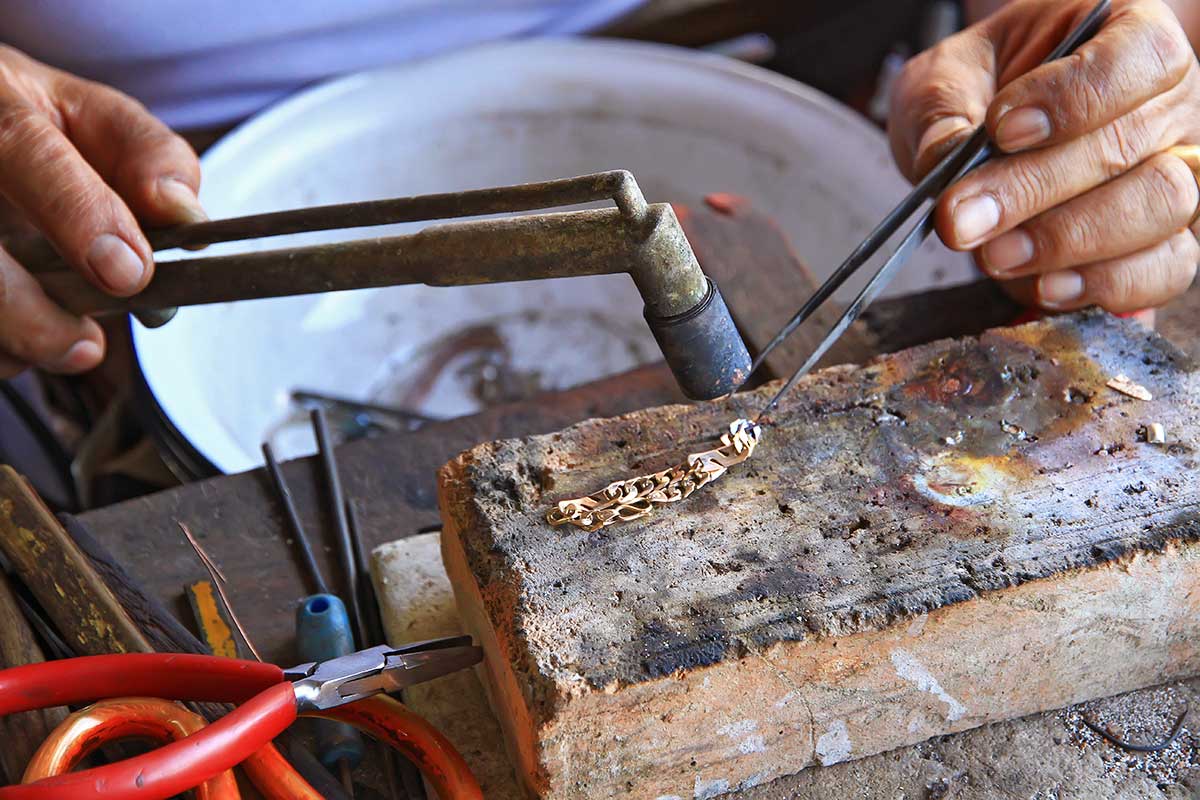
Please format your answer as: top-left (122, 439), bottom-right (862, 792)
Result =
top-left (296, 594), bottom-right (365, 770)
top-left (0, 682), bottom-right (298, 800)
top-left (0, 653), bottom-right (284, 715)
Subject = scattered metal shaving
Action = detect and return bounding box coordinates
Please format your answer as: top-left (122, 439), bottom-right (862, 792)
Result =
top-left (1000, 419), bottom-right (1030, 440)
top-left (1147, 422), bottom-right (1166, 444)
top-left (1106, 374), bottom-right (1152, 401)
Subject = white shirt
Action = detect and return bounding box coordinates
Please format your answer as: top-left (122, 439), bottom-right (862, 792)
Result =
top-left (3, 0), bottom-right (644, 129)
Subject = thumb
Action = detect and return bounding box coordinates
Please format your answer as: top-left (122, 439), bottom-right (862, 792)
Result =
top-left (887, 25), bottom-right (997, 182)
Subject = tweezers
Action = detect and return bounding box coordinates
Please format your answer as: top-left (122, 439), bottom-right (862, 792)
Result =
top-left (752, 0), bottom-right (1112, 423)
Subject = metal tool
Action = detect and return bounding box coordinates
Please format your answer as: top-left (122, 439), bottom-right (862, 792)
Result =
top-left (747, 0), bottom-right (1112, 423)
top-left (314, 412), bottom-right (422, 800)
top-left (312, 409), bottom-right (364, 648)
top-left (21, 171), bottom-right (751, 400)
top-left (0, 641), bottom-right (484, 800)
top-left (260, 440), bottom-right (363, 794)
top-left (346, 500), bottom-right (426, 799)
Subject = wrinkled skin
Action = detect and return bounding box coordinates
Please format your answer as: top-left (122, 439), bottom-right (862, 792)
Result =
top-left (0, 45), bottom-right (205, 378)
top-left (890, 0), bottom-right (1200, 318)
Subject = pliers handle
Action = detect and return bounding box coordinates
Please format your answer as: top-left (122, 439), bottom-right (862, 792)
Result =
top-left (0, 653), bottom-right (481, 800)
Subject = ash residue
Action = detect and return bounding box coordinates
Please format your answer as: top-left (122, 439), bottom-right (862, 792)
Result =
top-left (1060, 683), bottom-right (1200, 788)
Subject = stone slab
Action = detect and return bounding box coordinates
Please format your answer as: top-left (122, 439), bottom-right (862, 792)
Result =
top-left (438, 311), bottom-right (1200, 798)
top-left (373, 535), bottom-right (1200, 800)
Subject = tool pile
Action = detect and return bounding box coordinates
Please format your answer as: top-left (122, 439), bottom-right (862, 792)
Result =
top-left (0, 411), bottom-right (485, 799)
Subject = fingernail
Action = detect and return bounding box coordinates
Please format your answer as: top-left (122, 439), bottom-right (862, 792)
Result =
top-left (1040, 270), bottom-right (1085, 308)
top-left (918, 116), bottom-right (972, 163)
top-left (50, 339), bottom-right (103, 373)
top-left (87, 234), bottom-right (147, 294)
top-left (952, 194), bottom-right (1001, 246)
top-left (996, 107), bottom-right (1051, 151)
top-left (981, 229), bottom-right (1034, 274)
top-left (158, 177), bottom-right (208, 224)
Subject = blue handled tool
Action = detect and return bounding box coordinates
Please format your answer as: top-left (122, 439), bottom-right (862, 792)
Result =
top-left (262, 436), bottom-right (365, 798)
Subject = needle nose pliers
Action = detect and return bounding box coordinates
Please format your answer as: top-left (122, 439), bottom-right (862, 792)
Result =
top-left (0, 639), bottom-right (484, 800)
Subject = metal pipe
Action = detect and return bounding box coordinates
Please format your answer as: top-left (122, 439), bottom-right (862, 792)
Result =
top-left (35, 205), bottom-right (707, 318)
top-left (18, 171), bottom-right (649, 272)
top-left (26, 171), bottom-right (749, 399)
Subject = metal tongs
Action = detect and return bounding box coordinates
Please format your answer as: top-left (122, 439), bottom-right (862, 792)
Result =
top-left (748, 0), bottom-right (1112, 424)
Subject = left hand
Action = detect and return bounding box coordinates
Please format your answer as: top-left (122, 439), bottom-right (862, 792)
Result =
top-left (888, 0), bottom-right (1200, 314)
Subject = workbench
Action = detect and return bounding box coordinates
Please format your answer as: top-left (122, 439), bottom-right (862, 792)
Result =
top-left (75, 202), bottom-right (1200, 797)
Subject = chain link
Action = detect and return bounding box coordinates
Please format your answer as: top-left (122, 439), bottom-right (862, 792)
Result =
top-left (545, 419), bottom-right (762, 532)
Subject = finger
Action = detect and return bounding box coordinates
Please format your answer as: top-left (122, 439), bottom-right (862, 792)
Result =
top-left (973, 150), bottom-right (1199, 278)
top-left (0, 247), bottom-right (105, 373)
top-left (53, 77), bottom-right (206, 227)
top-left (937, 93), bottom-right (1177, 250)
top-left (1036, 230), bottom-right (1199, 313)
top-left (887, 28), bottom-right (996, 181)
top-left (988, 1), bottom-right (1194, 152)
top-left (0, 100), bottom-right (152, 295)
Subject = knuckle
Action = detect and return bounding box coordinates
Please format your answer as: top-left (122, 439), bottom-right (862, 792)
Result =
top-left (1058, 51), bottom-right (1111, 129)
top-left (7, 320), bottom-right (57, 364)
top-left (1166, 232), bottom-right (1200, 289)
top-left (1096, 114), bottom-right (1152, 177)
top-left (1038, 208), bottom-right (1101, 263)
top-left (1094, 260), bottom-right (1137, 306)
top-left (1144, 16), bottom-right (1193, 86)
top-left (0, 103), bottom-right (44, 153)
top-left (1001, 160), bottom-right (1055, 218)
top-left (44, 179), bottom-right (107, 234)
top-left (1146, 155), bottom-right (1198, 219)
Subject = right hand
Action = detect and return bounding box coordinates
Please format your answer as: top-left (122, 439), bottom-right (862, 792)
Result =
top-left (887, 0), bottom-right (1200, 317)
top-left (0, 45), bottom-right (206, 379)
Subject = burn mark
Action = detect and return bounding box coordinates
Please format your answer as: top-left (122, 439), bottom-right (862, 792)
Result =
top-left (460, 311), bottom-right (1200, 696)
top-left (636, 618), bottom-right (731, 679)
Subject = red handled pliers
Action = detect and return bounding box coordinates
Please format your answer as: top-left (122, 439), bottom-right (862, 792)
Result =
top-left (0, 639), bottom-right (484, 800)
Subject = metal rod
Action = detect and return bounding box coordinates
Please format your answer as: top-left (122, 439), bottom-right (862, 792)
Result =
top-left (743, 127), bottom-right (990, 383)
top-left (743, 0), bottom-right (1111, 394)
top-left (749, 0), bottom-right (1111, 412)
top-left (311, 409), bottom-right (364, 646)
top-left (261, 442), bottom-right (329, 596)
top-left (15, 171), bottom-right (650, 270)
top-left (345, 501), bottom-right (380, 649)
top-left (347, 500), bottom-right (425, 800)
top-left (292, 390), bottom-right (434, 429)
top-left (757, 210), bottom-right (936, 422)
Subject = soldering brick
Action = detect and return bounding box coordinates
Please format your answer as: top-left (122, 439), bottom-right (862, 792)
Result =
top-left (438, 311), bottom-right (1200, 799)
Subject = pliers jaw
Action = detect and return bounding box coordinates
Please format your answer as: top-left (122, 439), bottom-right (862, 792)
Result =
top-left (286, 637), bottom-right (483, 714)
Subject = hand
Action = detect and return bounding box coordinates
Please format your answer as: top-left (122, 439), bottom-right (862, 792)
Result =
top-left (888, 0), bottom-right (1200, 314)
top-left (0, 46), bottom-right (205, 379)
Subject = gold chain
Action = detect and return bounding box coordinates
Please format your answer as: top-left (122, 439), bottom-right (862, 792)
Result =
top-left (545, 419), bottom-right (761, 532)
